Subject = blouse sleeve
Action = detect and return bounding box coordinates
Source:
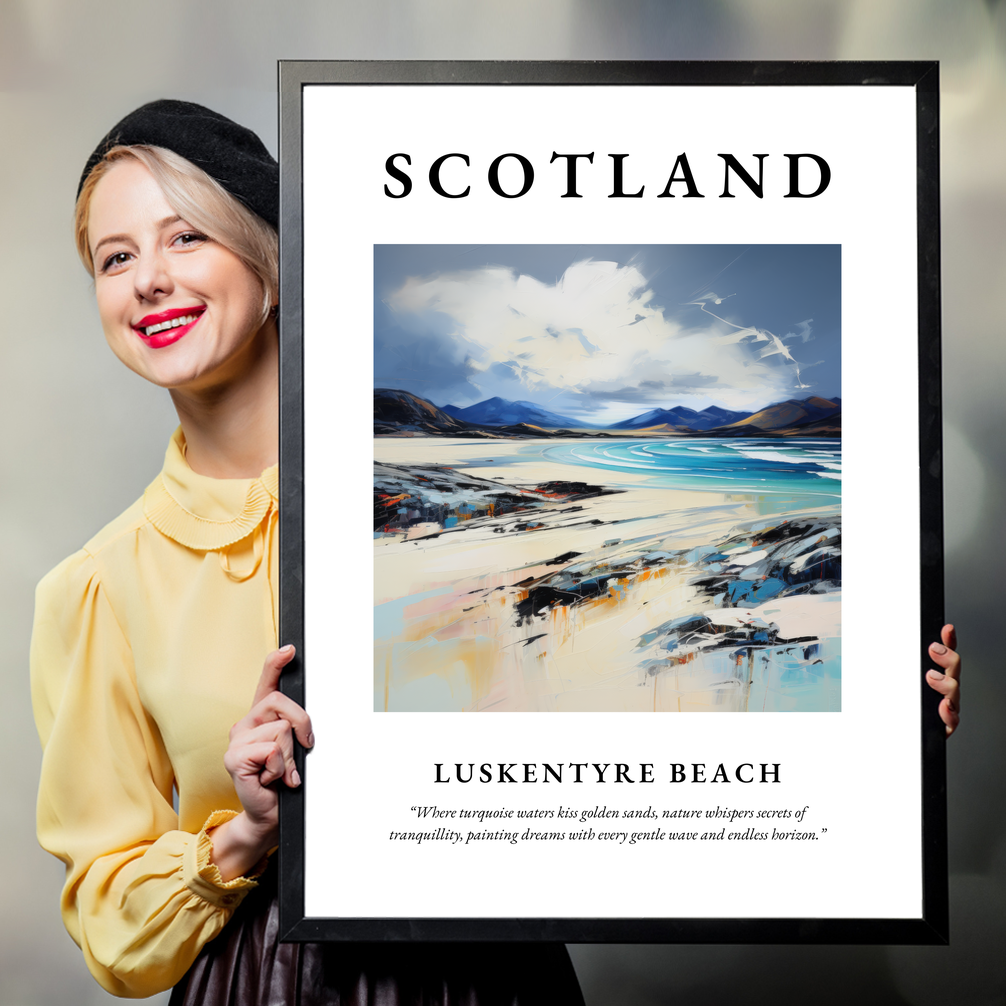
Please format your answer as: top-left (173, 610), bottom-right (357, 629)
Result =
top-left (31, 549), bottom-right (262, 998)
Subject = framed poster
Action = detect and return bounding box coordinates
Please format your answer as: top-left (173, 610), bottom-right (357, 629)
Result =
top-left (277, 61), bottom-right (946, 943)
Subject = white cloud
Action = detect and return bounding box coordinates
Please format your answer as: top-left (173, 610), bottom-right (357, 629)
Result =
top-left (386, 260), bottom-right (809, 417)
top-left (783, 319), bottom-right (814, 343)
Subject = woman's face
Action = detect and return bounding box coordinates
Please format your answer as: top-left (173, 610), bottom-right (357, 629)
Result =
top-left (87, 158), bottom-right (270, 393)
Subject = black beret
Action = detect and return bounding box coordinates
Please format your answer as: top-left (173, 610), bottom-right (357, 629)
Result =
top-left (78, 99), bottom-right (278, 228)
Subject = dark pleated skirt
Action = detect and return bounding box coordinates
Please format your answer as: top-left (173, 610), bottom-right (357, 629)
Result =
top-left (169, 869), bottom-right (585, 1006)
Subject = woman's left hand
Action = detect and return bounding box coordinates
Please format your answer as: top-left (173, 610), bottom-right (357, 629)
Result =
top-left (209, 645), bottom-right (313, 881)
top-left (926, 624), bottom-right (961, 737)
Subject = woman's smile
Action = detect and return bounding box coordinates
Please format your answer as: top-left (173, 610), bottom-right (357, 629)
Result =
top-left (133, 305), bottom-right (207, 347)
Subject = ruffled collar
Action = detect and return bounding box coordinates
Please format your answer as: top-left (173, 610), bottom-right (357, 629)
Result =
top-left (143, 428), bottom-right (278, 551)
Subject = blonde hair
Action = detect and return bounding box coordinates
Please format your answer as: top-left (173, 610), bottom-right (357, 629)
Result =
top-left (75, 145), bottom-right (278, 322)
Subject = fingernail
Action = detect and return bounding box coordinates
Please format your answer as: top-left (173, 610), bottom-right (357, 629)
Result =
top-left (306, 732), bottom-right (315, 748)
top-left (292, 768), bottom-right (301, 787)
top-left (927, 670), bottom-right (944, 679)
top-left (931, 643), bottom-right (947, 655)
top-left (280, 644), bottom-right (295, 654)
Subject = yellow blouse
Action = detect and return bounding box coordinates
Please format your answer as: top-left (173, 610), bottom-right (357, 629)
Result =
top-left (31, 429), bottom-right (279, 998)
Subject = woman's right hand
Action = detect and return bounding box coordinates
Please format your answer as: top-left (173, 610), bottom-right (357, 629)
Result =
top-left (209, 645), bottom-right (314, 881)
top-left (926, 624), bottom-right (961, 737)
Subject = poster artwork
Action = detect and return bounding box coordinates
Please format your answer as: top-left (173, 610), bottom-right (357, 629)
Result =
top-left (373, 243), bottom-right (841, 713)
top-left (287, 65), bottom-right (942, 941)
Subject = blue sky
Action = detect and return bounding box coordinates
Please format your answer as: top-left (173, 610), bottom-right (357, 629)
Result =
top-left (374, 245), bottom-right (840, 424)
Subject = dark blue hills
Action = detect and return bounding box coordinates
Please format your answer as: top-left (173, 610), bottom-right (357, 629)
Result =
top-left (376, 390), bottom-right (840, 438)
top-left (714, 395), bottom-right (840, 434)
top-left (610, 405), bottom-right (752, 431)
top-left (441, 397), bottom-right (593, 429)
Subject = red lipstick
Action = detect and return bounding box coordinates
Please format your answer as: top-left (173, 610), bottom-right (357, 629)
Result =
top-left (132, 306), bottom-right (205, 349)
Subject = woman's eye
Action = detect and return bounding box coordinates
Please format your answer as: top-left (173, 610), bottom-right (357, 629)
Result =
top-left (101, 251), bottom-right (132, 273)
top-left (173, 231), bottom-right (208, 248)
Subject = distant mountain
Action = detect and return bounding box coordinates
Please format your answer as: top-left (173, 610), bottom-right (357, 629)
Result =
top-left (703, 405), bottom-right (753, 424)
top-left (374, 389), bottom-right (474, 434)
top-left (376, 389), bottom-right (840, 439)
top-left (612, 405), bottom-right (752, 431)
top-left (714, 413), bottom-right (841, 438)
top-left (713, 396), bottom-right (840, 435)
top-left (375, 390), bottom-right (602, 439)
top-left (441, 397), bottom-right (591, 429)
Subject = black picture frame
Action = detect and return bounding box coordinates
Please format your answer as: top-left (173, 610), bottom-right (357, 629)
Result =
top-left (277, 60), bottom-right (945, 944)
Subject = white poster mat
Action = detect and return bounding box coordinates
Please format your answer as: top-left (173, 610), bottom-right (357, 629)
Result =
top-left (300, 84), bottom-right (919, 920)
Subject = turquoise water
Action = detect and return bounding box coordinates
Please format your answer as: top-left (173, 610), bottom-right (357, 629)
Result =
top-left (542, 437), bottom-right (841, 501)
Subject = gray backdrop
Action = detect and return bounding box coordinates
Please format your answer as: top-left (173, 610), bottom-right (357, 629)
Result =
top-left (2, 2), bottom-right (1003, 1003)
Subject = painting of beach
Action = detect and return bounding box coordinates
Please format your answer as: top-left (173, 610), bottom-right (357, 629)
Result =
top-left (374, 245), bottom-right (841, 713)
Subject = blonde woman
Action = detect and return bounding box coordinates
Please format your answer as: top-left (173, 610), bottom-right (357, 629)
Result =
top-left (32, 100), bottom-right (586, 1004)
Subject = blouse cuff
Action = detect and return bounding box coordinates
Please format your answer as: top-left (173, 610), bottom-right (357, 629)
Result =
top-left (183, 810), bottom-right (269, 909)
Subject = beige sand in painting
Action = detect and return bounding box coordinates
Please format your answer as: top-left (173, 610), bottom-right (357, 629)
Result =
top-left (374, 438), bottom-right (838, 713)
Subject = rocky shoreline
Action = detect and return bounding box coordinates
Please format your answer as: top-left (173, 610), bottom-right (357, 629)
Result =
top-left (373, 443), bottom-right (841, 712)
top-left (374, 461), bottom-right (622, 533)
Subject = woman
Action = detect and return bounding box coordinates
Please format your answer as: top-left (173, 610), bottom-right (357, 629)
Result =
top-left (31, 100), bottom-right (586, 1003)
top-left (32, 99), bottom-right (962, 1003)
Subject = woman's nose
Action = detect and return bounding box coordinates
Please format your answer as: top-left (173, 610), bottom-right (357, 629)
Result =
top-left (133, 249), bottom-right (173, 302)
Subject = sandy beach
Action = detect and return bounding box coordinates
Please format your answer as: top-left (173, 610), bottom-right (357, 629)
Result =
top-left (374, 438), bottom-right (841, 713)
